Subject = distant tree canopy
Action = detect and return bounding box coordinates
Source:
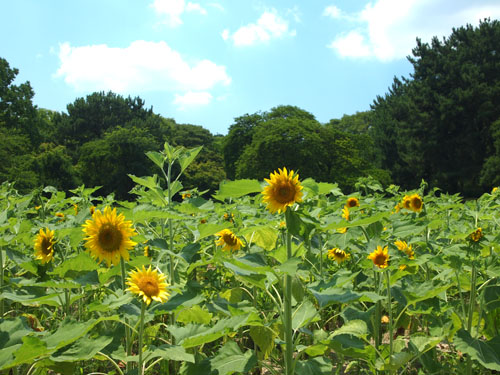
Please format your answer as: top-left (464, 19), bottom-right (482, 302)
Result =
top-left (2, 18), bottom-right (500, 199)
top-left (223, 106), bottom-right (389, 190)
top-left (371, 18), bottom-right (500, 196)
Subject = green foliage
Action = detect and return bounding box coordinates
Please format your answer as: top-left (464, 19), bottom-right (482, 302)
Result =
top-left (371, 19), bottom-right (500, 196)
top-left (77, 126), bottom-right (159, 199)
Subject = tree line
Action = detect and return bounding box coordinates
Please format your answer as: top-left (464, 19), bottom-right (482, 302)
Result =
top-left (1, 18), bottom-right (499, 199)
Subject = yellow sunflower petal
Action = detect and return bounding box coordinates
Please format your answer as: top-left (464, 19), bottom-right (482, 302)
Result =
top-left (262, 167), bottom-right (303, 214)
top-left (82, 207), bottom-right (137, 267)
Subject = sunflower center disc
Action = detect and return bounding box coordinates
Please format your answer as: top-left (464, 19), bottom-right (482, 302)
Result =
top-left (98, 225), bottom-right (123, 252)
top-left (41, 239), bottom-right (52, 254)
top-left (223, 234), bottom-right (236, 246)
top-left (375, 254), bottom-right (386, 266)
top-left (140, 279), bottom-right (159, 297)
top-left (276, 185), bottom-right (294, 203)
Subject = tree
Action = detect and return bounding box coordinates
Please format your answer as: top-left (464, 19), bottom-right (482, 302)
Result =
top-left (371, 19), bottom-right (500, 196)
top-left (77, 126), bottom-right (159, 199)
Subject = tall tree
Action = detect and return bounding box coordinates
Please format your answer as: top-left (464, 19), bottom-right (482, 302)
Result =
top-left (371, 19), bottom-right (500, 195)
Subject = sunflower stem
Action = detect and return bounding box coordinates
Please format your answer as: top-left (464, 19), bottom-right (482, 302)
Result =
top-left (284, 214), bottom-right (294, 375)
top-left (386, 270), bottom-right (394, 371)
top-left (466, 262), bottom-right (477, 375)
top-left (0, 247), bottom-right (4, 317)
top-left (138, 301), bottom-right (146, 375)
top-left (120, 258), bottom-right (131, 371)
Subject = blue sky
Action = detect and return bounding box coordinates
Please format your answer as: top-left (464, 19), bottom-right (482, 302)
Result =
top-left (1, 0), bottom-right (499, 135)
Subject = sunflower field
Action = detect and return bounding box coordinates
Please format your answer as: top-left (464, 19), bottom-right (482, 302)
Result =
top-left (0, 143), bottom-right (499, 375)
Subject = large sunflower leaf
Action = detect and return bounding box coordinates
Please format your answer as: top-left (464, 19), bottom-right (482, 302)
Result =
top-left (213, 179), bottom-right (262, 201)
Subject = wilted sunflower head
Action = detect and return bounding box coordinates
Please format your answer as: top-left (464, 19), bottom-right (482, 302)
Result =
top-left (346, 197), bottom-right (359, 208)
top-left (368, 246), bottom-right (389, 269)
top-left (215, 229), bottom-right (243, 252)
top-left (34, 228), bottom-right (56, 264)
top-left (262, 167), bottom-right (303, 214)
top-left (126, 265), bottom-right (170, 306)
top-left (82, 206), bottom-right (137, 267)
top-left (327, 248), bottom-right (351, 264)
top-left (409, 194), bottom-right (423, 212)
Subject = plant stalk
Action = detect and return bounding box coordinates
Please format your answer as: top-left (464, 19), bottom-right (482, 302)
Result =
top-left (120, 258), bottom-right (131, 372)
top-left (386, 270), bottom-right (394, 370)
top-left (284, 227), bottom-right (293, 375)
top-left (138, 301), bottom-right (146, 375)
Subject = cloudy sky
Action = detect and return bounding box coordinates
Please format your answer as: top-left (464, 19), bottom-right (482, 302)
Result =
top-left (1, 0), bottom-right (499, 134)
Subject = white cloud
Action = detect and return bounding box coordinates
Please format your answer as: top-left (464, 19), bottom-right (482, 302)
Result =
top-left (151, 0), bottom-right (206, 27)
top-left (328, 31), bottom-right (371, 58)
top-left (55, 40), bottom-right (231, 95)
top-left (327, 0), bottom-right (500, 61)
top-left (224, 9), bottom-right (295, 47)
top-left (221, 29), bottom-right (229, 41)
top-left (173, 91), bottom-right (213, 109)
top-left (323, 5), bottom-right (342, 19)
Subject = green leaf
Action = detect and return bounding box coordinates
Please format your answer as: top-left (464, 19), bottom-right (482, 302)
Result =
top-left (178, 146), bottom-right (203, 175)
top-left (197, 223), bottom-right (231, 241)
top-left (454, 330), bottom-right (500, 370)
top-left (325, 211), bottom-right (390, 230)
top-left (241, 225), bottom-right (278, 250)
top-left (50, 252), bottom-right (99, 278)
top-left (249, 326), bottom-right (275, 359)
top-left (146, 344), bottom-right (195, 363)
top-left (277, 257), bottom-right (301, 276)
top-left (295, 357), bottom-right (333, 375)
top-left (332, 320), bottom-right (368, 338)
top-left (169, 314), bottom-right (259, 348)
top-left (210, 341), bottom-right (257, 375)
top-left (177, 305), bottom-right (213, 325)
top-left (213, 179), bottom-right (262, 201)
top-left (293, 300), bottom-right (320, 330)
top-left (42, 316), bottom-right (120, 351)
top-left (146, 151), bottom-right (165, 169)
top-left (310, 287), bottom-right (361, 308)
top-left (11, 336), bottom-right (49, 368)
top-left (50, 335), bottom-right (113, 362)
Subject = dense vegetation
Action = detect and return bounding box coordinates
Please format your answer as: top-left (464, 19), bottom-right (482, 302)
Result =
top-left (1, 19), bottom-right (500, 199)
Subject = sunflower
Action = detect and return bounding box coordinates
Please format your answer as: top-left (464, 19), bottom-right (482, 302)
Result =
top-left (367, 246), bottom-right (389, 269)
top-left (342, 205), bottom-right (350, 221)
top-left (215, 229), bottom-right (243, 252)
top-left (82, 206), bottom-right (137, 266)
top-left (470, 228), bottom-right (483, 242)
top-left (262, 168), bottom-right (303, 214)
top-left (395, 240), bottom-right (409, 251)
top-left (126, 265), bottom-right (170, 306)
top-left (402, 196), bottom-right (412, 210)
top-left (395, 240), bottom-right (415, 258)
top-left (346, 197), bottom-right (359, 208)
top-left (34, 228), bottom-right (56, 264)
top-left (327, 248), bottom-right (351, 264)
top-left (409, 194), bottom-right (423, 212)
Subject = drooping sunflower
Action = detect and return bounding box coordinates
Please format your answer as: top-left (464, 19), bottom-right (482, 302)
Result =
top-left (82, 206), bottom-right (137, 266)
top-left (215, 229), bottom-right (243, 252)
top-left (327, 248), bottom-right (351, 264)
top-left (402, 196), bottom-right (412, 210)
top-left (368, 246), bottom-right (389, 269)
top-left (346, 197), bottom-right (359, 208)
top-left (34, 228), bottom-right (56, 264)
top-left (341, 205), bottom-right (350, 221)
top-left (470, 227), bottom-right (483, 242)
top-left (262, 168), bottom-right (303, 214)
top-left (395, 240), bottom-right (414, 258)
top-left (409, 194), bottom-right (423, 212)
top-left (126, 265), bottom-right (170, 306)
